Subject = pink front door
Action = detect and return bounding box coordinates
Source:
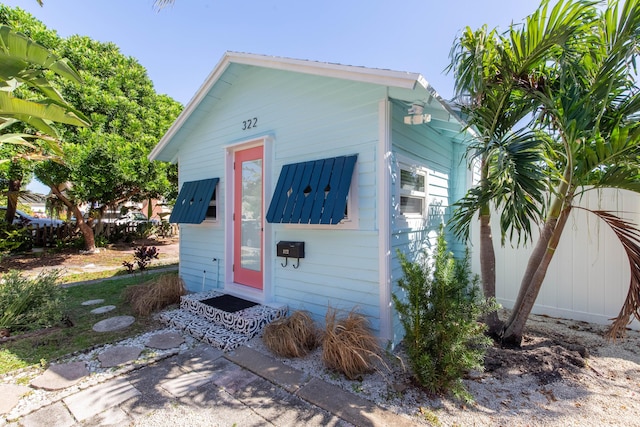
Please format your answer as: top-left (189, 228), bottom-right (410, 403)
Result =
top-left (233, 146), bottom-right (264, 289)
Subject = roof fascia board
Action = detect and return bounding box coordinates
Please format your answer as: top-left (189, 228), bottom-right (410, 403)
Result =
top-left (228, 52), bottom-right (421, 90)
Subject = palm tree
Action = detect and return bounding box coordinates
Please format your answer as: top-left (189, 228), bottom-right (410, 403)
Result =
top-left (503, 0), bottom-right (640, 345)
top-left (450, 0), bottom-right (640, 346)
top-left (0, 26), bottom-right (88, 135)
top-left (448, 0), bottom-right (595, 337)
top-left (154, 0), bottom-right (175, 10)
top-left (0, 25), bottom-right (89, 222)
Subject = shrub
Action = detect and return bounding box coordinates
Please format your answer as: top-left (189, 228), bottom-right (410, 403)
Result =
top-left (263, 310), bottom-right (319, 358)
top-left (393, 228), bottom-right (495, 402)
top-left (136, 222), bottom-right (156, 238)
top-left (322, 308), bottom-right (382, 380)
top-left (0, 270), bottom-right (65, 334)
top-left (123, 245), bottom-right (160, 274)
top-left (0, 222), bottom-right (32, 256)
top-left (122, 273), bottom-right (186, 316)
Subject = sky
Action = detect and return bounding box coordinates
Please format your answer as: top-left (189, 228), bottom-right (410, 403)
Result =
top-left (4, 0), bottom-right (542, 193)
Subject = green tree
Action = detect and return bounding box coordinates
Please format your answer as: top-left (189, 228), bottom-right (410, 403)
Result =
top-left (1, 6), bottom-right (181, 251)
top-left (448, 0), bottom-right (594, 337)
top-left (449, 0), bottom-right (640, 345)
top-left (33, 34), bottom-right (182, 251)
top-left (0, 7), bottom-right (89, 223)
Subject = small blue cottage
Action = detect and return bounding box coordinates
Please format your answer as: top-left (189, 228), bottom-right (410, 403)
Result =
top-left (149, 52), bottom-right (472, 345)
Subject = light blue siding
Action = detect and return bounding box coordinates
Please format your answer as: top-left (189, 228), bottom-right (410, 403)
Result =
top-left (388, 100), bottom-right (466, 343)
top-left (174, 64), bottom-right (385, 333)
top-left (165, 61), bottom-right (469, 344)
top-left (178, 224), bottom-right (225, 291)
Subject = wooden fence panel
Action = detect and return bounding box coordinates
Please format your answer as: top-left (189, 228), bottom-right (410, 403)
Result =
top-left (29, 222), bottom-right (177, 247)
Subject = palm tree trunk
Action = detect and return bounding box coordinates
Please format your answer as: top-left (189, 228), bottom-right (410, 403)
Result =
top-left (502, 205), bottom-right (571, 346)
top-left (479, 206), bottom-right (504, 337)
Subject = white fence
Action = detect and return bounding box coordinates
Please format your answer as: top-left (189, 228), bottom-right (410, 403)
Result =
top-left (471, 188), bottom-right (640, 331)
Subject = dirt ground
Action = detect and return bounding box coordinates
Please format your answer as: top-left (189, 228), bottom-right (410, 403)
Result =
top-left (395, 311), bottom-right (640, 426)
top-left (0, 236), bottom-right (179, 275)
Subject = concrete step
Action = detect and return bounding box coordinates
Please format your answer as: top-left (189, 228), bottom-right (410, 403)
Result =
top-left (159, 309), bottom-right (252, 351)
top-left (160, 291), bottom-right (287, 351)
top-left (179, 290), bottom-right (287, 337)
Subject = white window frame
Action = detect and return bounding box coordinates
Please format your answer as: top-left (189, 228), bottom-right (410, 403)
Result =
top-left (203, 183), bottom-right (218, 222)
top-left (398, 159), bottom-right (429, 219)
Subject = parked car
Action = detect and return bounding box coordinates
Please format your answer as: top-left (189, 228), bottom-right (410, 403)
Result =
top-left (0, 207), bottom-right (64, 228)
top-left (115, 211), bottom-right (160, 226)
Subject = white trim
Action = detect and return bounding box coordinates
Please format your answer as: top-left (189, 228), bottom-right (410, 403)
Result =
top-left (223, 135), bottom-right (273, 304)
top-left (228, 52), bottom-right (422, 90)
top-left (378, 98), bottom-right (392, 343)
top-left (396, 157), bottom-right (429, 219)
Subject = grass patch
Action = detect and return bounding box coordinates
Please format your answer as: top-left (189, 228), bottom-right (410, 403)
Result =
top-left (0, 271), bottom-right (176, 375)
top-left (59, 262), bottom-right (178, 284)
top-left (123, 274), bottom-right (186, 316)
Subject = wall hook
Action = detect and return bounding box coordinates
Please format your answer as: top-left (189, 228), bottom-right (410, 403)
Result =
top-left (280, 257), bottom-right (301, 268)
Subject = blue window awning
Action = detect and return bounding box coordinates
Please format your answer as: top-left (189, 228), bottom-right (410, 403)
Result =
top-left (266, 155), bottom-right (357, 225)
top-left (169, 178), bottom-right (219, 224)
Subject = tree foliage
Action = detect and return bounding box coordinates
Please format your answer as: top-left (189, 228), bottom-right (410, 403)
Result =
top-left (0, 7), bottom-right (90, 223)
top-left (0, 5), bottom-right (182, 251)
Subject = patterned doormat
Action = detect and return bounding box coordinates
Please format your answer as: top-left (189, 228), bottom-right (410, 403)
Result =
top-left (199, 294), bottom-right (258, 313)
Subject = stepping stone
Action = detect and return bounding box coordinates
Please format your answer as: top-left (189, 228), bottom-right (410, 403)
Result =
top-left (145, 331), bottom-right (185, 350)
top-left (159, 371), bottom-right (211, 397)
top-left (98, 346), bottom-right (144, 368)
top-left (20, 402), bottom-right (75, 427)
top-left (30, 361), bottom-right (88, 391)
top-left (81, 299), bottom-right (105, 306)
top-left (93, 316), bottom-right (135, 332)
top-left (63, 378), bottom-right (140, 422)
top-left (90, 305), bottom-right (116, 314)
top-left (0, 383), bottom-right (31, 414)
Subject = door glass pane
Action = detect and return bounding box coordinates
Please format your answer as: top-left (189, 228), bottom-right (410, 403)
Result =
top-left (241, 159), bottom-right (262, 271)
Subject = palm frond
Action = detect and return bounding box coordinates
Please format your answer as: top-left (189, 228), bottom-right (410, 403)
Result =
top-left (584, 209), bottom-right (640, 339)
top-left (0, 93), bottom-right (89, 129)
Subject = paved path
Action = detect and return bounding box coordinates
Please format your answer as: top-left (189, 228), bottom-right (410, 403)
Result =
top-left (3, 343), bottom-right (417, 427)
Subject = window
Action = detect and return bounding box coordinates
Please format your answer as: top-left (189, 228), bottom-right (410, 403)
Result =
top-left (206, 193), bottom-right (217, 219)
top-left (399, 166), bottom-right (428, 217)
top-left (169, 178), bottom-right (219, 224)
top-left (266, 154), bottom-right (357, 225)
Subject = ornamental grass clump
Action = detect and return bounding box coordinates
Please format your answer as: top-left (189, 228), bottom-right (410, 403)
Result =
top-left (322, 308), bottom-right (382, 380)
top-left (393, 228), bottom-right (496, 402)
top-left (0, 270), bottom-right (65, 335)
top-left (262, 310), bottom-right (319, 358)
top-left (122, 273), bottom-right (186, 316)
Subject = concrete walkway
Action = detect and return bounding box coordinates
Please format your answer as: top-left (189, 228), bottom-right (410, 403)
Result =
top-left (4, 343), bottom-right (417, 427)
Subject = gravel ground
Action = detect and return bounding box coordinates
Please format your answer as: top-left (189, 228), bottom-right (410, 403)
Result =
top-left (3, 310), bottom-right (639, 426)
top-left (246, 311), bottom-right (640, 427)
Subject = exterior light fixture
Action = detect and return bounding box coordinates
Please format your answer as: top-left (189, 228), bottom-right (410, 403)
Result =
top-left (403, 103), bottom-right (431, 125)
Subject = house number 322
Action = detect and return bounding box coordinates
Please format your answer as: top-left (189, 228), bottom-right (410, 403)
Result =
top-left (242, 117), bottom-right (257, 130)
